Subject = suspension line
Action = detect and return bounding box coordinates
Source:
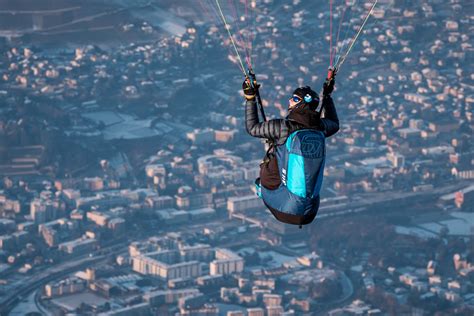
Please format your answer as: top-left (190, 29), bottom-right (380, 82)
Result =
top-left (215, 0), bottom-right (248, 75)
top-left (336, 0), bottom-right (378, 69)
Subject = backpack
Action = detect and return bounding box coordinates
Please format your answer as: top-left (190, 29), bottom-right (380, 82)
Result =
top-left (256, 129), bottom-right (326, 226)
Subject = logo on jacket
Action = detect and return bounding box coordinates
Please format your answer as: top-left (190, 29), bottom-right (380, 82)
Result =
top-left (300, 134), bottom-right (324, 158)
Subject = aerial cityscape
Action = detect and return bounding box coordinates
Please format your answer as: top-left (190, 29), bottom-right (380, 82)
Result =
top-left (0, 0), bottom-right (472, 315)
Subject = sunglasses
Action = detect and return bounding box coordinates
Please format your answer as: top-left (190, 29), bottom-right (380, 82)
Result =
top-left (291, 95), bottom-right (302, 103)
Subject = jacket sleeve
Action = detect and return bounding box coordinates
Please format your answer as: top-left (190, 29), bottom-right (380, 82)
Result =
top-left (245, 99), bottom-right (288, 142)
top-left (320, 95), bottom-right (340, 137)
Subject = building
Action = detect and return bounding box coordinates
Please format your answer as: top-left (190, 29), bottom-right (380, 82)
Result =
top-left (146, 195), bottom-right (174, 210)
top-left (387, 152), bottom-right (405, 168)
top-left (186, 128), bottom-right (215, 144)
top-left (144, 289), bottom-right (201, 306)
top-left (266, 306), bottom-right (284, 316)
top-left (428, 120), bottom-right (459, 133)
top-left (75, 194), bottom-right (128, 210)
top-left (87, 211), bottom-right (110, 226)
top-left (180, 244), bottom-right (213, 261)
top-left (188, 207), bottom-right (216, 221)
top-left (0, 235), bottom-right (14, 250)
top-left (108, 218), bottom-right (126, 231)
top-left (247, 308), bottom-right (265, 316)
top-left (30, 197), bottom-right (64, 224)
top-left (58, 237), bottom-right (97, 254)
top-left (97, 302), bottom-right (150, 316)
top-left (45, 278), bottom-right (86, 297)
top-left (227, 195), bottom-right (262, 215)
top-left (210, 249), bottom-right (244, 276)
top-left (84, 177), bottom-right (104, 191)
top-left (145, 164), bottom-right (167, 189)
top-left (156, 209), bottom-right (190, 225)
top-left (132, 250), bottom-right (202, 280)
top-left (0, 219), bottom-right (15, 231)
top-left (398, 127), bottom-right (421, 139)
top-left (215, 129), bottom-right (237, 142)
top-left (263, 294), bottom-right (283, 307)
top-left (39, 218), bottom-right (77, 247)
top-left (196, 275), bottom-right (225, 287)
top-left (176, 192), bottom-right (213, 209)
top-left (297, 252), bottom-right (323, 268)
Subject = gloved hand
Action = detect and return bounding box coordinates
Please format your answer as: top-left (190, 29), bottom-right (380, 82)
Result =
top-left (323, 76), bottom-right (336, 96)
top-left (242, 78), bottom-right (260, 100)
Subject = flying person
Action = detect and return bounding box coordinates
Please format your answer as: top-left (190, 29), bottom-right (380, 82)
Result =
top-left (242, 75), bottom-right (339, 227)
top-left (206, 0), bottom-right (377, 227)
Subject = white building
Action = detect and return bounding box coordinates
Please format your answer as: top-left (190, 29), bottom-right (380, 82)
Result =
top-left (210, 248), bottom-right (244, 276)
top-left (227, 195), bottom-right (262, 214)
top-left (132, 250), bottom-right (202, 280)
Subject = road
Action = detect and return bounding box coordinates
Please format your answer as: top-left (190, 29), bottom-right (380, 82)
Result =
top-left (0, 238), bottom-right (131, 316)
top-left (0, 255), bottom-right (109, 316)
top-left (231, 181), bottom-right (470, 227)
top-left (318, 181), bottom-right (470, 215)
top-left (2, 181), bottom-right (469, 314)
top-left (0, 217), bottom-right (233, 315)
top-left (8, 289), bottom-right (51, 316)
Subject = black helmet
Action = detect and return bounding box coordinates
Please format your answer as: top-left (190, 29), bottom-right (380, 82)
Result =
top-left (292, 86), bottom-right (320, 111)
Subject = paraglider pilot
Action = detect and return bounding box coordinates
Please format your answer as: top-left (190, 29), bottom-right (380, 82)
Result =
top-left (242, 75), bottom-right (340, 227)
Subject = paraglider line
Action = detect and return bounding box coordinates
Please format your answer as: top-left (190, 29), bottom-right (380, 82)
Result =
top-left (335, 0), bottom-right (358, 65)
top-left (201, 0), bottom-right (240, 65)
top-left (244, 0), bottom-right (253, 67)
top-left (334, 3), bottom-right (348, 59)
top-left (336, 0), bottom-right (378, 69)
top-left (329, 0), bottom-right (334, 66)
top-left (227, 0), bottom-right (252, 68)
top-left (215, 0), bottom-right (248, 75)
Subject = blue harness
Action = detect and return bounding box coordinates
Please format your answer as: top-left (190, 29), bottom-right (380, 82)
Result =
top-left (256, 129), bottom-right (326, 226)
